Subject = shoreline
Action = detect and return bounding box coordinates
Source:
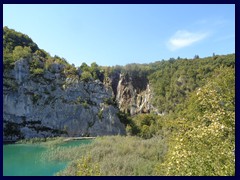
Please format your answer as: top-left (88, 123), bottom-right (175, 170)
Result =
top-left (3, 137), bottom-right (96, 145)
top-left (63, 137), bottom-right (96, 141)
top-left (3, 140), bottom-right (16, 145)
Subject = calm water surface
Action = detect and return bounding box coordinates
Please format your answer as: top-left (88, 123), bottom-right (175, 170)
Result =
top-left (3, 139), bottom-right (92, 176)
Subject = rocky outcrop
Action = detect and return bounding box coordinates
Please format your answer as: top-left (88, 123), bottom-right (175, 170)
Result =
top-left (116, 73), bottom-right (152, 115)
top-left (105, 72), bottom-right (153, 116)
top-left (3, 58), bottom-right (126, 141)
top-left (3, 58), bottom-right (157, 141)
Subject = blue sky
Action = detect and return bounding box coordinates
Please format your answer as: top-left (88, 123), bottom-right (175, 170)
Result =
top-left (3, 4), bottom-right (235, 66)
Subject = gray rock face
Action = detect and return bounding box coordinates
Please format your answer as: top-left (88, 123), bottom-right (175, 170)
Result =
top-left (3, 58), bottom-right (158, 141)
top-left (48, 63), bottom-right (64, 73)
top-left (3, 59), bottom-right (126, 140)
top-left (14, 58), bottom-right (30, 84)
top-left (115, 73), bottom-right (153, 115)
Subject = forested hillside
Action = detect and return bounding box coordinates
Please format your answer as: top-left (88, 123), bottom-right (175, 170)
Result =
top-left (3, 27), bottom-right (235, 176)
top-left (107, 53), bottom-right (234, 114)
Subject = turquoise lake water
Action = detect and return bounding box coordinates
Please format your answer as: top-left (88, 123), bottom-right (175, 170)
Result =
top-left (3, 139), bottom-right (92, 176)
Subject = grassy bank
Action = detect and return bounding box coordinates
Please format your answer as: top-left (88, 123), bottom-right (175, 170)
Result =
top-left (42, 135), bottom-right (167, 176)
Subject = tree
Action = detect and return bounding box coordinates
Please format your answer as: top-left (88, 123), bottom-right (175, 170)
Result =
top-left (3, 26), bottom-right (38, 53)
top-left (90, 62), bottom-right (100, 80)
top-left (64, 64), bottom-right (77, 76)
top-left (3, 49), bottom-right (14, 69)
top-left (12, 46), bottom-right (32, 61)
top-left (155, 67), bottom-right (235, 176)
top-left (80, 71), bottom-right (92, 82)
top-left (32, 68), bottom-right (44, 76)
top-left (34, 49), bottom-right (50, 58)
top-left (80, 62), bottom-right (90, 72)
top-left (194, 54), bottom-right (199, 59)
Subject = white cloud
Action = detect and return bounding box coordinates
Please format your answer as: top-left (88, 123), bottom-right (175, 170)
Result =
top-left (167, 30), bottom-right (208, 51)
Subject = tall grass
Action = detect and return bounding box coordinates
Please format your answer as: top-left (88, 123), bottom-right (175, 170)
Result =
top-left (51, 135), bottom-right (167, 176)
top-left (40, 144), bottom-right (91, 162)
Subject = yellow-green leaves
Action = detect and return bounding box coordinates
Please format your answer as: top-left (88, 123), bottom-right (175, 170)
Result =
top-left (12, 46), bottom-right (32, 61)
top-left (76, 156), bottom-right (101, 176)
top-left (155, 67), bottom-right (235, 176)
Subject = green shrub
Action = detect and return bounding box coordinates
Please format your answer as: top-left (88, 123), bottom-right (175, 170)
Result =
top-left (130, 113), bottom-right (160, 139)
top-left (32, 68), bottom-right (44, 76)
top-left (4, 26), bottom-right (38, 53)
top-left (34, 49), bottom-right (50, 58)
top-left (80, 71), bottom-right (92, 82)
top-left (64, 64), bottom-right (77, 76)
top-left (76, 156), bottom-right (101, 176)
top-left (12, 46), bottom-right (32, 61)
top-left (3, 49), bottom-right (14, 69)
top-left (44, 58), bottom-right (54, 71)
top-left (154, 67), bottom-right (235, 176)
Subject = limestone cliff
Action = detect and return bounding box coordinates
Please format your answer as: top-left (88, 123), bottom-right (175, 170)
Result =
top-left (3, 57), bottom-right (157, 141)
top-left (3, 58), bottom-right (126, 140)
top-left (105, 72), bottom-right (154, 116)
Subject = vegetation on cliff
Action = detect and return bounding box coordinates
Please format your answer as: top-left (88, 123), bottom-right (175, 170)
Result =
top-left (3, 26), bottom-right (104, 83)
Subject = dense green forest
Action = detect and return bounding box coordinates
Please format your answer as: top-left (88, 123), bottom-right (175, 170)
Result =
top-left (3, 27), bottom-right (235, 175)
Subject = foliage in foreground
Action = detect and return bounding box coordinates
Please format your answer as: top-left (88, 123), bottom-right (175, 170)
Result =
top-left (155, 67), bottom-right (235, 176)
top-left (75, 156), bottom-right (101, 176)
